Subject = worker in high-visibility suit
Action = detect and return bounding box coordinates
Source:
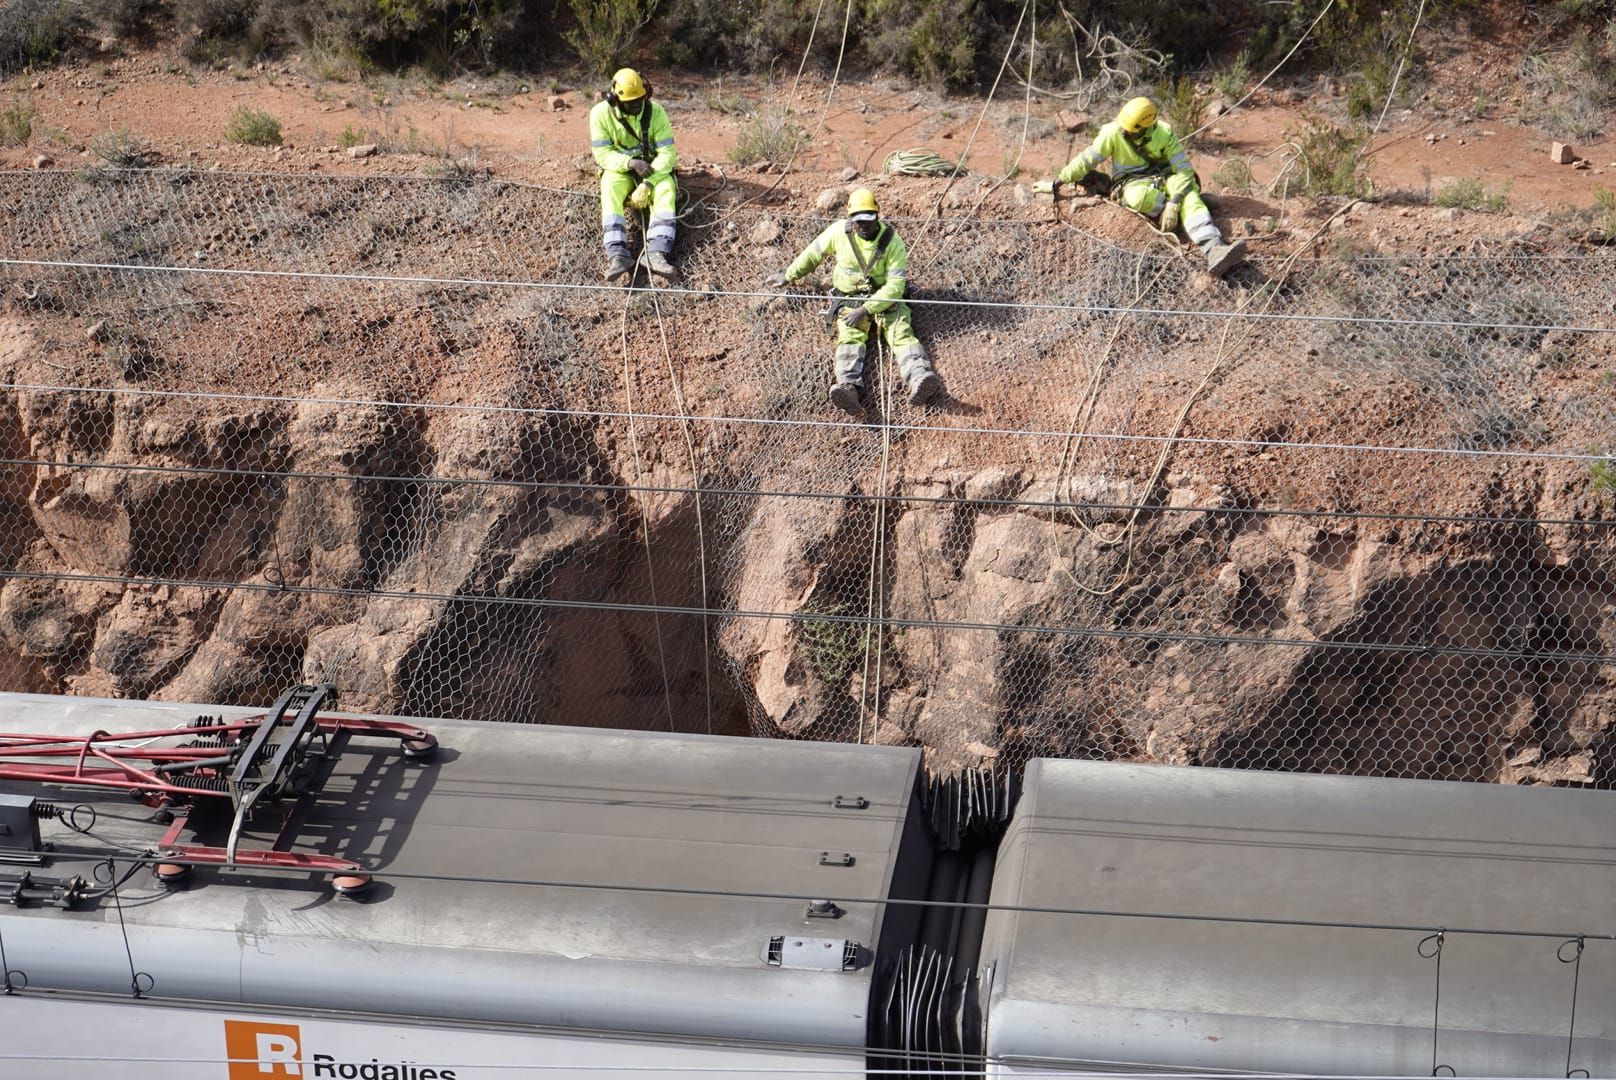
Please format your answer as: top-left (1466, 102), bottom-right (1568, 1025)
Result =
top-left (767, 189), bottom-right (942, 413)
top-left (1036, 97), bottom-right (1245, 277)
top-left (589, 67), bottom-right (678, 281)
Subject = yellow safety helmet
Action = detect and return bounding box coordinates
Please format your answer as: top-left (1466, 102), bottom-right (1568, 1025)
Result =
top-left (611, 68), bottom-right (648, 102)
top-left (847, 187), bottom-right (880, 218)
top-left (1117, 96), bottom-right (1158, 134)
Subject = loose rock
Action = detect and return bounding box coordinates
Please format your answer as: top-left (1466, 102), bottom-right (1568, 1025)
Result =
top-left (749, 217), bottom-right (782, 245)
top-left (1550, 141), bottom-right (1575, 164)
top-left (347, 143), bottom-right (379, 159)
top-left (814, 186), bottom-right (845, 213)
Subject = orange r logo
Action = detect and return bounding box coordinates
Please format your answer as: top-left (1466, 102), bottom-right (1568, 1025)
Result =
top-left (224, 1019), bottom-right (304, 1078)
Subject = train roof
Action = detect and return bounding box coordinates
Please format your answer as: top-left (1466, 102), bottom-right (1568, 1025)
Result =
top-left (980, 759), bottom-right (1616, 1076)
top-left (0, 692), bottom-right (925, 1048)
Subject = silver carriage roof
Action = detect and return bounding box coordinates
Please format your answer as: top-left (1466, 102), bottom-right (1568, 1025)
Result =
top-left (0, 691), bottom-right (925, 1049)
top-left (980, 758), bottom-right (1616, 1077)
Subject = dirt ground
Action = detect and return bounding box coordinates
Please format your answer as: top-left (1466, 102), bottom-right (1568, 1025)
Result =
top-left (4, 30), bottom-right (1616, 230)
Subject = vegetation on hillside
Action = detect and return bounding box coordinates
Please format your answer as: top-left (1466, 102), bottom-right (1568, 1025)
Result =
top-left (1, 0), bottom-right (1612, 101)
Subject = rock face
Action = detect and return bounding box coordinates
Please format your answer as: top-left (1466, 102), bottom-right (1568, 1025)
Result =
top-left (0, 304), bottom-right (1612, 784)
top-left (0, 319), bottom-right (742, 733)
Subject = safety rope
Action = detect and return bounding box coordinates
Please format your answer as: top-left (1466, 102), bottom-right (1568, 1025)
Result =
top-left (856, 334), bottom-right (897, 745)
top-left (621, 213), bottom-right (716, 736)
top-left (648, 281), bottom-right (717, 736)
top-left (618, 296), bottom-right (678, 732)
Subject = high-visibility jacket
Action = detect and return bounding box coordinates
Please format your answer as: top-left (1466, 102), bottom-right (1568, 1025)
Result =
top-left (1058, 119), bottom-right (1193, 188)
top-left (783, 220), bottom-right (909, 313)
top-left (589, 100), bottom-right (676, 178)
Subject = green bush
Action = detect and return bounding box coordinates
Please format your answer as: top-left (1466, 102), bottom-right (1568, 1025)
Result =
top-left (1521, 29), bottom-right (1616, 139)
top-left (1154, 74), bottom-right (1205, 136)
top-left (1596, 187), bottom-right (1616, 240)
top-left (656, 0), bottom-right (812, 69)
top-left (1211, 157), bottom-right (1252, 194)
top-left (80, 0), bottom-right (162, 40)
top-left (729, 105), bottom-right (805, 166)
top-left (0, 98), bottom-right (35, 146)
top-left (171, 0), bottom-right (263, 62)
top-left (0, 0), bottom-right (81, 74)
top-left (1212, 48), bottom-right (1252, 100)
top-left (224, 105), bottom-right (282, 145)
top-left (798, 601), bottom-right (868, 684)
top-left (566, 0), bottom-right (661, 76)
top-left (173, 0), bottom-right (554, 72)
top-left (1590, 456), bottom-right (1615, 494)
top-left (337, 122), bottom-right (368, 148)
top-left (1433, 177), bottom-right (1509, 212)
top-left (1288, 115), bottom-right (1368, 197)
top-left (1344, 53), bottom-right (1398, 121)
top-left (865, 0), bottom-right (981, 91)
top-left (89, 127), bottom-right (158, 167)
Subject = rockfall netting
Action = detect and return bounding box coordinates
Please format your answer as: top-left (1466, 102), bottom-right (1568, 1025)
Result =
top-left (0, 169), bottom-right (1612, 786)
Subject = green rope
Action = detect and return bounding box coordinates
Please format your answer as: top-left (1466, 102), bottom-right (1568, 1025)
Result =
top-left (883, 148), bottom-right (965, 177)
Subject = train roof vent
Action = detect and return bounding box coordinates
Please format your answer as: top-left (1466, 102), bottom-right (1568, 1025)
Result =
top-left (763, 935), bottom-right (865, 971)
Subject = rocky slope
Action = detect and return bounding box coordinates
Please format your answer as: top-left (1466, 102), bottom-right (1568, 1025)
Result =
top-left (0, 170), bottom-right (1611, 786)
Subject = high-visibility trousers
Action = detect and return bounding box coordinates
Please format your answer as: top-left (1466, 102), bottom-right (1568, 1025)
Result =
top-left (600, 170), bottom-right (678, 255)
top-left (1117, 172), bottom-right (1218, 245)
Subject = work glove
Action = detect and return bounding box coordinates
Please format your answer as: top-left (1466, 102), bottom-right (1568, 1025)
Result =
top-left (839, 304), bottom-right (871, 329)
top-left (628, 181), bottom-right (652, 210)
top-left (1031, 179), bottom-right (1062, 196)
top-left (766, 272), bottom-right (789, 287)
top-left (1159, 196), bottom-right (1182, 234)
top-left (627, 158), bottom-right (652, 178)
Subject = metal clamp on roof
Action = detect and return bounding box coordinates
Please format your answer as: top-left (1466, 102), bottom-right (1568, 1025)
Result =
top-left (805, 898), bottom-right (844, 919)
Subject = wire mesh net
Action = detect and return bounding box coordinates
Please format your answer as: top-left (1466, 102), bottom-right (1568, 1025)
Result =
top-left (0, 169), bottom-right (1611, 787)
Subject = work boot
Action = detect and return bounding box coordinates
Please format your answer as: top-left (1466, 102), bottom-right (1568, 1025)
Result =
top-left (603, 254), bottom-right (634, 282)
top-left (908, 371), bottom-right (942, 405)
top-left (1203, 239), bottom-right (1247, 278)
top-left (645, 250), bottom-right (677, 280)
top-left (828, 381), bottom-right (863, 415)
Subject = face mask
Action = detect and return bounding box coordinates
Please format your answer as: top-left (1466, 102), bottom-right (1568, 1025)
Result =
top-left (854, 218), bottom-right (880, 240)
